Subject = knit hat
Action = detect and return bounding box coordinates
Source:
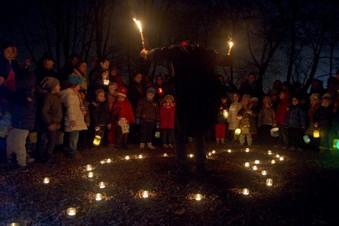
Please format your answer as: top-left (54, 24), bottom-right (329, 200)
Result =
top-left (146, 87), bottom-right (156, 94)
top-left (68, 75), bottom-right (83, 85)
top-left (117, 87), bottom-right (127, 97)
top-left (40, 76), bottom-right (60, 92)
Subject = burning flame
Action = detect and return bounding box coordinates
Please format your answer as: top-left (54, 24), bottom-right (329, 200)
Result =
top-left (133, 18), bottom-right (143, 33)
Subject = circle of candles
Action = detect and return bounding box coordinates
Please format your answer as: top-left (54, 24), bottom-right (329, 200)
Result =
top-left (99, 182), bottom-right (106, 189)
top-left (271, 159), bottom-right (276, 165)
top-left (141, 190), bottom-right (149, 199)
top-left (267, 150), bottom-right (272, 155)
top-left (227, 149), bottom-right (232, 153)
top-left (188, 154), bottom-right (194, 158)
top-left (85, 164), bottom-right (93, 171)
top-left (66, 207), bottom-right (77, 217)
top-left (254, 160), bottom-right (260, 164)
top-left (194, 193), bottom-right (203, 201)
top-left (106, 158), bottom-right (112, 163)
top-left (242, 188), bottom-right (250, 196)
top-left (43, 177), bottom-right (50, 184)
top-left (124, 155), bottom-right (130, 160)
top-left (162, 153), bottom-right (168, 157)
top-left (211, 150), bottom-right (216, 154)
top-left (279, 156), bottom-right (284, 161)
top-left (266, 178), bottom-right (273, 187)
top-left (138, 154), bottom-right (143, 159)
top-left (95, 193), bottom-right (103, 201)
top-left (261, 170), bottom-right (267, 176)
top-left (252, 165), bottom-right (258, 171)
top-left (88, 172), bottom-right (94, 178)
top-left (245, 148), bottom-right (250, 153)
top-left (244, 162), bottom-right (250, 168)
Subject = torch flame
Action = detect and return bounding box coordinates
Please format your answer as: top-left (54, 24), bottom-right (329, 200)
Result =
top-left (133, 17), bottom-right (145, 48)
top-left (227, 39), bottom-right (234, 55)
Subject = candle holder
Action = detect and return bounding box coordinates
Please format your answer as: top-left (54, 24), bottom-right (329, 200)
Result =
top-left (254, 160), bottom-right (260, 164)
top-left (66, 207), bottom-right (77, 217)
top-left (227, 149), bottom-right (232, 153)
top-left (271, 159), bottom-right (276, 165)
top-left (261, 170), bottom-right (267, 176)
top-left (242, 188), bottom-right (250, 196)
top-left (244, 162), bottom-right (250, 168)
top-left (43, 177), bottom-right (50, 184)
top-left (266, 178), bottom-right (273, 187)
top-left (98, 182), bottom-right (106, 189)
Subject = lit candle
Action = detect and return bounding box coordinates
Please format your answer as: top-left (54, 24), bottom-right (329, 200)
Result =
top-left (162, 153), bottom-right (168, 157)
top-left (125, 155), bottom-right (130, 160)
top-left (93, 135), bottom-right (102, 146)
top-left (313, 129), bottom-right (320, 138)
top-left (279, 156), bottom-right (284, 161)
top-left (66, 207), bottom-right (77, 217)
top-left (252, 165), bottom-right (258, 171)
top-left (275, 154), bottom-right (280, 158)
top-left (88, 172), bottom-right (94, 178)
top-left (227, 39), bottom-right (234, 55)
top-left (106, 158), bottom-right (112, 164)
top-left (85, 164), bottom-right (93, 171)
top-left (245, 148), bottom-right (250, 153)
top-left (99, 182), bottom-right (106, 189)
top-left (227, 149), bottom-right (232, 153)
top-left (103, 79), bottom-right (110, 86)
top-left (261, 170), bottom-right (267, 176)
top-left (194, 193), bottom-right (203, 201)
top-left (254, 160), bottom-right (260, 164)
top-left (207, 152), bottom-right (213, 157)
top-left (271, 159), bottom-right (276, 165)
top-left (244, 162), bottom-right (250, 168)
top-left (138, 154), bottom-right (144, 159)
top-left (242, 188), bottom-right (250, 196)
top-left (95, 193), bottom-right (103, 201)
top-left (266, 178), bottom-right (273, 187)
top-left (267, 150), bottom-right (272, 155)
top-left (141, 190), bottom-right (149, 199)
top-left (100, 160), bottom-right (106, 165)
top-left (188, 154), bottom-right (194, 158)
top-left (235, 128), bottom-right (241, 135)
top-left (223, 109), bottom-right (229, 119)
top-left (43, 177), bottom-right (50, 184)
top-left (212, 150), bottom-right (216, 154)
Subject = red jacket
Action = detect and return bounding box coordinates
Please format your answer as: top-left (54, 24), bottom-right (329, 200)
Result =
top-left (160, 104), bottom-right (175, 129)
top-left (276, 100), bottom-right (289, 126)
top-left (112, 99), bottom-right (135, 124)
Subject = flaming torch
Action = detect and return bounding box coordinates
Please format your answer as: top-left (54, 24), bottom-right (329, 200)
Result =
top-left (133, 18), bottom-right (145, 49)
top-left (227, 39), bottom-right (234, 56)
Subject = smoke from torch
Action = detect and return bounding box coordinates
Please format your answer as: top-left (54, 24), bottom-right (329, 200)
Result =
top-left (133, 18), bottom-right (145, 49)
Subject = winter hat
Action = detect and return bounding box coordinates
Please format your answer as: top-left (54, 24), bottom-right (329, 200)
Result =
top-left (40, 76), bottom-right (60, 92)
top-left (322, 93), bottom-right (331, 99)
top-left (117, 87), bottom-right (127, 97)
top-left (163, 94), bottom-right (174, 102)
top-left (146, 87), bottom-right (156, 94)
top-left (68, 75), bottom-right (83, 85)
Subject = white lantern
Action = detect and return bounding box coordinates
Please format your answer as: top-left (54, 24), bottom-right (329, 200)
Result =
top-left (99, 182), bottom-right (106, 189)
top-left (242, 188), bottom-right (250, 196)
top-left (43, 177), bottom-right (50, 184)
top-left (254, 160), bottom-right (260, 164)
top-left (95, 193), bottom-right (103, 201)
top-left (261, 170), bottom-right (267, 176)
top-left (66, 207), bottom-right (77, 217)
top-left (266, 178), bottom-right (273, 187)
top-left (244, 162), bottom-right (250, 168)
top-left (235, 128), bottom-right (241, 135)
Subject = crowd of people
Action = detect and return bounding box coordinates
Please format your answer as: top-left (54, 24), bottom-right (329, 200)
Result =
top-left (0, 42), bottom-right (339, 169)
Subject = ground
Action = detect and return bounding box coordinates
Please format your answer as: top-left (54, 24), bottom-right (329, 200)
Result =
top-left (1, 144), bottom-right (339, 226)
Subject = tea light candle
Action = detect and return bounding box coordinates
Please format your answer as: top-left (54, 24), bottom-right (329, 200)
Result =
top-left (43, 177), bottom-right (50, 184)
top-left (227, 149), bottom-right (232, 153)
top-left (207, 152), bottom-right (213, 157)
top-left (211, 150), bottom-right (216, 154)
top-left (266, 178), bottom-right (273, 187)
top-left (99, 182), bottom-right (106, 189)
top-left (254, 160), bottom-right (260, 164)
top-left (279, 156), bottom-right (284, 161)
top-left (242, 188), bottom-right (250, 196)
top-left (267, 150), bottom-right (272, 155)
top-left (85, 164), bottom-right (93, 171)
top-left (244, 162), bottom-right (250, 168)
top-left (100, 160), bottom-right (106, 165)
top-left (162, 153), bottom-right (168, 157)
top-left (261, 170), bottom-right (267, 176)
top-left (194, 193), bottom-right (203, 201)
top-left (138, 154), bottom-right (144, 159)
top-left (66, 207), bottom-right (77, 217)
top-left (124, 155), bottom-right (130, 160)
top-left (245, 148), bottom-right (250, 153)
top-left (141, 190), bottom-right (149, 199)
top-left (88, 172), bottom-right (94, 178)
top-left (106, 158), bottom-right (112, 163)
top-left (271, 159), bottom-right (276, 164)
top-left (188, 154), bottom-right (194, 158)
top-left (275, 154), bottom-right (280, 158)
top-left (252, 165), bottom-right (258, 171)
top-left (95, 193), bottom-right (103, 201)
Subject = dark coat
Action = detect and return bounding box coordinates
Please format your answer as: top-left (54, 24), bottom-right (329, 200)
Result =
top-left (136, 98), bottom-right (159, 122)
top-left (128, 81), bottom-right (145, 111)
top-left (285, 105), bottom-right (306, 129)
top-left (148, 44), bottom-right (231, 135)
top-left (90, 101), bottom-right (110, 127)
top-left (41, 93), bottom-right (63, 127)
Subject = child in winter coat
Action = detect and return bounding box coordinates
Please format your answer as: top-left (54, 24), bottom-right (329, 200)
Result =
top-left (136, 87), bottom-right (159, 150)
top-left (276, 91), bottom-right (290, 148)
top-left (314, 93), bottom-right (333, 151)
top-left (238, 94), bottom-right (255, 146)
top-left (285, 96), bottom-right (306, 151)
top-left (90, 89), bottom-right (110, 147)
top-left (112, 87), bottom-right (135, 149)
top-left (61, 75), bottom-right (88, 157)
top-left (258, 96), bottom-right (276, 144)
top-left (38, 77), bottom-right (63, 162)
top-left (107, 82), bottom-right (118, 146)
top-left (160, 95), bottom-right (175, 148)
top-left (215, 96), bottom-right (229, 144)
top-left (228, 92), bottom-right (242, 142)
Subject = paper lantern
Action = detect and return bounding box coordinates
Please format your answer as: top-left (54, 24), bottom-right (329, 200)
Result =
top-left (194, 193), bottom-right (204, 201)
top-left (333, 139), bottom-right (339, 150)
top-left (93, 135), bottom-right (102, 146)
top-left (266, 178), bottom-right (273, 187)
top-left (66, 207), bottom-right (77, 217)
top-left (313, 129), bottom-right (320, 138)
top-left (235, 128), bottom-right (241, 135)
top-left (43, 177), bottom-right (50, 184)
top-left (99, 182), bottom-right (106, 189)
top-left (242, 188), bottom-right (250, 196)
top-left (223, 109), bottom-right (229, 119)
top-left (303, 135), bottom-right (311, 144)
top-left (244, 162), bottom-right (250, 168)
top-left (270, 127), bottom-right (279, 137)
top-left (95, 193), bottom-right (103, 201)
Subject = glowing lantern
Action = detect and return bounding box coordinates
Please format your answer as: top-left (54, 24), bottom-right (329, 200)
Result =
top-left (242, 188), bottom-right (250, 196)
top-left (106, 158), bottom-right (112, 163)
top-left (244, 162), bottom-right (250, 168)
top-left (85, 164), bottom-right (93, 172)
top-left (99, 182), bottom-right (106, 189)
top-left (93, 135), bottom-right (102, 146)
top-left (212, 150), bottom-right (216, 154)
top-left (333, 139), bottom-right (339, 150)
top-left (271, 159), bottom-right (276, 165)
top-left (223, 109), bottom-right (229, 119)
top-left (100, 160), bottom-right (106, 165)
top-left (245, 148), bottom-right (250, 153)
top-left (254, 160), bottom-right (260, 164)
top-left (275, 154), bottom-right (280, 158)
top-left (227, 149), bottom-right (232, 153)
top-left (266, 178), bottom-right (273, 187)
top-left (103, 79), bottom-right (110, 86)
top-left (138, 154), bottom-right (144, 159)
top-left (188, 154), bottom-right (194, 158)
top-left (194, 193), bottom-right (204, 201)
top-left (267, 150), bottom-right (272, 155)
top-left (95, 193), bottom-right (103, 201)
top-left (303, 135), bottom-right (311, 144)
top-left (313, 129), bottom-right (320, 138)
top-left (140, 190), bottom-right (149, 199)
top-left (261, 170), bottom-right (267, 176)
top-left (66, 207), bottom-right (77, 217)
top-left (162, 153), bottom-right (168, 157)
top-left (87, 172), bottom-right (94, 178)
top-left (279, 156), bottom-right (284, 161)
top-left (43, 177), bottom-right (50, 184)
top-left (252, 165), bottom-right (258, 171)
top-left (124, 155), bottom-right (130, 160)
top-left (235, 128), bottom-right (241, 135)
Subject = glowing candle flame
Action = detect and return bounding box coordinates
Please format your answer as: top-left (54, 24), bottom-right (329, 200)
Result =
top-left (242, 188), bottom-right (250, 196)
top-left (261, 170), bottom-right (267, 176)
top-left (95, 193), bottom-right (103, 201)
top-left (43, 177), bottom-right (50, 184)
top-left (66, 207), bottom-right (77, 216)
top-left (227, 40), bottom-right (234, 55)
top-left (99, 182), bottom-right (106, 189)
top-left (266, 178), bottom-right (273, 187)
top-left (133, 18), bottom-right (145, 48)
top-left (194, 193), bottom-right (203, 201)
top-left (244, 162), bottom-right (250, 168)
top-left (227, 149), bottom-right (232, 153)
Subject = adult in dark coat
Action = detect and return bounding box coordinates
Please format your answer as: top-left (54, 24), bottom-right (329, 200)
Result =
top-left (141, 42), bottom-right (231, 174)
